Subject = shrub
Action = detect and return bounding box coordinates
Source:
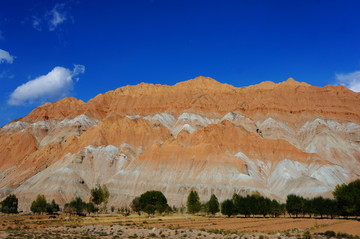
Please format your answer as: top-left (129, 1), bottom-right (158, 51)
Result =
top-left (303, 231), bottom-right (311, 239)
top-left (324, 231), bottom-right (336, 238)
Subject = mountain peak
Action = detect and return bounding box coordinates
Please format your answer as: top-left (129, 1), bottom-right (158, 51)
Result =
top-left (281, 77), bottom-right (310, 86)
top-left (175, 76), bottom-right (228, 88)
top-left (285, 77), bottom-right (297, 83)
top-left (247, 78), bottom-right (311, 90)
top-left (189, 76), bottom-right (217, 82)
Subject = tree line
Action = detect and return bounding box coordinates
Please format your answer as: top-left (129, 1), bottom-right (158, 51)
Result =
top-left (1, 179), bottom-right (359, 218)
top-left (186, 179), bottom-right (360, 218)
top-left (131, 180), bottom-right (360, 218)
top-left (0, 184), bottom-right (110, 215)
top-left (286, 180), bottom-right (360, 218)
top-left (186, 190), bottom-right (285, 218)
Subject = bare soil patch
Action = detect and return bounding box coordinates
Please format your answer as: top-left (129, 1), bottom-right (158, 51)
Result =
top-left (0, 213), bottom-right (359, 238)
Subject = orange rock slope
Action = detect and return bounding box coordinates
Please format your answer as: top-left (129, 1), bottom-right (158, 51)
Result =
top-left (0, 76), bottom-right (360, 211)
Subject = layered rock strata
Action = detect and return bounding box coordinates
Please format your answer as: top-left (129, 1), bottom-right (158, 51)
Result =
top-left (1, 76), bottom-right (359, 211)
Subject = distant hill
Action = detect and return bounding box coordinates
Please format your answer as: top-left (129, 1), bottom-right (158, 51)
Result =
top-left (1, 76), bottom-right (360, 211)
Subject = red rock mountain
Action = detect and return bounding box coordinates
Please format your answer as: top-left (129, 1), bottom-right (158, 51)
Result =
top-left (1, 76), bottom-right (359, 211)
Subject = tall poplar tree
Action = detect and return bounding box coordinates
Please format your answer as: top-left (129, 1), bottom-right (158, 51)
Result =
top-left (187, 190), bottom-right (201, 214)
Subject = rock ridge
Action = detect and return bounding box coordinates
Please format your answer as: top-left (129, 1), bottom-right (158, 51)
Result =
top-left (0, 76), bottom-right (359, 211)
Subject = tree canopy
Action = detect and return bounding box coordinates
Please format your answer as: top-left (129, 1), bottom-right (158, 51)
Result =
top-left (333, 179), bottom-right (360, 217)
top-left (91, 185), bottom-right (110, 206)
top-left (221, 199), bottom-right (234, 217)
top-left (130, 196), bottom-right (141, 215)
top-left (187, 190), bottom-right (201, 214)
top-left (46, 199), bottom-right (60, 214)
top-left (30, 195), bottom-right (59, 214)
top-left (90, 184), bottom-right (110, 212)
top-left (138, 191), bottom-right (169, 215)
top-left (286, 194), bottom-right (304, 218)
top-left (64, 197), bottom-right (95, 215)
top-left (207, 194), bottom-right (220, 215)
top-left (0, 194), bottom-right (18, 213)
top-left (30, 195), bottom-right (48, 214)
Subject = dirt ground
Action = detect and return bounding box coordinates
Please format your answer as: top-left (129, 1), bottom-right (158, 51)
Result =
top-left (0, 213), bottom-right (359, 238)
top-left (148, 216), bottom-right (360, 235)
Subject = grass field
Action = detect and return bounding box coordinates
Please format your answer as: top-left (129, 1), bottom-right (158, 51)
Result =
top-left (0, 213), bottom-right (359, 238)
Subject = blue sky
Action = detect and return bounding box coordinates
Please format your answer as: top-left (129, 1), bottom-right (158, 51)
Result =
top-left (1, 0), bottom-right (360, 126)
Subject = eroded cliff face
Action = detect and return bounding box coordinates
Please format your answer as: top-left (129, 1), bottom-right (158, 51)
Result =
top-left (1, 76), bottom-right (360, 211)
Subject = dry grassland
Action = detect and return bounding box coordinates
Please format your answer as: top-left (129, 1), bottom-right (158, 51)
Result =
top-left (0, 214), bottom-right (359, 238)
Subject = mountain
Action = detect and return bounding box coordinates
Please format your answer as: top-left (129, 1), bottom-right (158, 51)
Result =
top-left (1, 76), bottom-right (360, 211)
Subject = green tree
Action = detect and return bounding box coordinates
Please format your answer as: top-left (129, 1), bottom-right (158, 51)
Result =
top-left (232, 194), bottom-right (240, 215)
top-left (325, 198), bottom-right (338, 219)
top-left (0, 194), bottom-right (18, 213)
top-left (257, 196), bottom-right (271, 217)
top-left (221, 199), bottom-right (234, 217)
top-left (333, 180), bottom-right (360, 217)
top-left (85, 202), bottom-right (97, 214)
top-left (187, 190), bottom-right (201, 214)
top-left (91, 184), bottom-right (110, 212)
top-left (286, 194), bottom-right (304, 218)
top-left (69, 197), bottom-right (87, 214)
top-left (207, 194), bottom-right (220, 215)
top-left (46, 200), bottom-right (60, 214)
top-left (312, 196), bottom-right (327, 218)
top-left (303, 198), bottom-right (314, 218)
top-left (233, 194), bottom-right (244, 217)
top-left (143, 204), bottom-right (156, 214)
top-left (131, 196), bottom-right (142, 215)
top-left (269, 199), bottom-right (285, 218)
top-left (249, 192), bottom-right (262, 216)
top-left (30, 195), bottom-right (47, 214)
top-left (30, 195), bottom-right (60, 214)
top-left (138, 191), bottom-right (169, 215)
top-left (235, 195), bottom-right (252, 217)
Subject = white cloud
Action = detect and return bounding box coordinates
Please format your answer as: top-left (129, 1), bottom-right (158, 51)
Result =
top-left (73, 64), bottom-right (85, 76)
top-left (0, 71), bottom-right (14, 80)
top-left (48, 4), bottom-right (67, 31)
top-left (32, 16), bottom-right (42, 31)
top-left (0, 49), bottom-right (14, 64)
top-left (8, 65), bottom-right (85, 106)
top-left (31, 3), bottom-right (69, 32)
top-left (336, 71), bottom-right (360, 92)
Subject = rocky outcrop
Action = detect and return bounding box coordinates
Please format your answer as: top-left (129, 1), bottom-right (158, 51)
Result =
top-left (0, 76), bottom-right (359, 211)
